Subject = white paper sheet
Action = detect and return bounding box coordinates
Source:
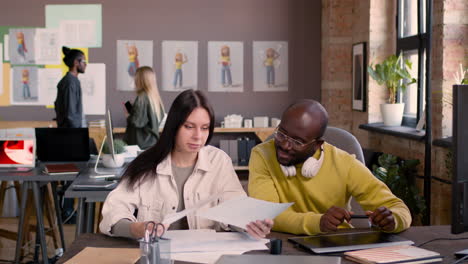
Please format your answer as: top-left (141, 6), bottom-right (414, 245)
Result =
top-left (35, 28), bottom-right (61, 65)
top-left (0, 43), bottom-right (3, 96)
top-left (162, 193), bottom-right (221, 225)
top-left (197, 197), bottom-right (293, 229)
top-left (60, 20), bottom-right (97, 47)
top-left (3, 35), bottom-right (9, 61)
top-left (164, 230), bottom-right (268, 253)
top-left (171, 250), bottom-right (248, 264)
top-left (79, 63), bottom-right (105, 115)
top-left (38, 68), bottom-right (62, 106)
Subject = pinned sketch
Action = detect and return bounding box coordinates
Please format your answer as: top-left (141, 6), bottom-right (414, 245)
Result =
top-left (162, 41), bottom-right (198, 92)
top-left (11, 66), bottom-right (39, 105)
top-left (3, 34), bottom-right (9, 61)
top-left (116, 40), bottom-right (153, 91)
top-left (78, 63), bottom-right (105, 115)
top-left (9, 28), bottom-right (36, 65)
top-left (0, 44), bottom-right (3, 95)
top-left (35, 29), bottom-right (61, 65)
top-left (0, 63), bottom-right (11, 106)
top-left (253, 41), bottom-right (288, 92)
top-left (45, 4), bottom-right (102, 48)
top-left (208, 41), bottom-right (243, 92)
top-left (38, 68), bottom-right (62, 106)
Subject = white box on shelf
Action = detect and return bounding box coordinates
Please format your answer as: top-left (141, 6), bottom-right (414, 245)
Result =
top-left (253, 116), bottom-right (269, 128)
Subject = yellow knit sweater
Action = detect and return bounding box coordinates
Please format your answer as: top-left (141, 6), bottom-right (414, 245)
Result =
top-left (248, 140), bottom-right (412, 235)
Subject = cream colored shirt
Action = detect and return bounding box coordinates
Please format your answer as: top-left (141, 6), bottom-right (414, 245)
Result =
top-left (99, 145), bottom-right (246, 236)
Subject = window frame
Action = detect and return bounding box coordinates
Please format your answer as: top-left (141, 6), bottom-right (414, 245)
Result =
top-left (396, 0), bottom-right (429, 127)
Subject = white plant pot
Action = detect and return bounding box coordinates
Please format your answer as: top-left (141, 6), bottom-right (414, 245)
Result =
top-left (102, 153), bottom-right (125, 168)
top-left (380, 103), bottom-right (405, 126)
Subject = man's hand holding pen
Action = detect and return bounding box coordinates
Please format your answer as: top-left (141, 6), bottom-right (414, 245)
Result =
top-left (320, 206), bottom-right (396, 232)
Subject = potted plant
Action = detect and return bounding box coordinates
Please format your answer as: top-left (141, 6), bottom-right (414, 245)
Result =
top-left (368, 53), bottom-right (416, 126)
top-left (102, 138), bottom-right (127, 168)
top-left (372, 153), bottom-right (426, 224)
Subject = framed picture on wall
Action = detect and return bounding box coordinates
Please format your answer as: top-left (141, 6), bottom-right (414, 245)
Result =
top-left (352, 42), bottom-right (366, 111)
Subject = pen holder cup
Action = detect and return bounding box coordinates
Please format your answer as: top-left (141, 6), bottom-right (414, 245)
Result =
top-left (139, 238), bottom-right (171, 264)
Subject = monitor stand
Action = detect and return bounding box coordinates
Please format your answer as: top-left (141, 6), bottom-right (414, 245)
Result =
top-left (90, 135), bottom-right (117, 179)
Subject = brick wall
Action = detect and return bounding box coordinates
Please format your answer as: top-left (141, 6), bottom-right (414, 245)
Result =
top-left (321, 0), bottom-right (468, 225)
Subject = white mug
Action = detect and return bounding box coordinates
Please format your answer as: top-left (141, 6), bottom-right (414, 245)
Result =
top-left (244, 119), bottom-right (253, 128)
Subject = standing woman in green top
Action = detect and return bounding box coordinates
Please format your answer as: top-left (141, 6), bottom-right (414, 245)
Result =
top-left (124, 66), bottom-right (165, 149)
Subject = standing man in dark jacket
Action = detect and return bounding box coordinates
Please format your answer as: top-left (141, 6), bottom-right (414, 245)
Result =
top-left (54, 46), bottom-right (87, 223)
top-left (55, 46), bottom-right (87, 128)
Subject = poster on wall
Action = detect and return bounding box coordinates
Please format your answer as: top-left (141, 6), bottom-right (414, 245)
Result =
top-left (253, 41), bottom-right (288, 92)
top-left (3, 35), bottom-right (9, 61)
top-left (45, 4), bottom-right (102, 48)
top-left (35, 28), bottom-right (61, 65)
top-left (8, 28), bottom-right (36, 65)
top-left (162, 41), bottom-right (198, 92)
top-left (79, 63), bottom-right (105, 115)
top-left (116, 40), bottom-right (153, 91)
top-left (207, 41), bottom-right (244, 93)
top-left (11, 66), bottom-right (40, 105)
top-left (38, 68), bottom-right (63, 106)
top-left (0, 44), bottom-right (3, 95)
top-left (0, 63), bottom-right (11, 106)
top-left (352, 42), bottom-right (366, 111)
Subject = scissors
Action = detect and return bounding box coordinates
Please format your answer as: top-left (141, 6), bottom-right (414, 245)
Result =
top-left (144, 221), bottom-right (166, 242)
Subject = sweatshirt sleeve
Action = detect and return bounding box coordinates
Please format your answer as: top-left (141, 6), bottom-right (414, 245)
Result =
top-left (248, 147), bottom-right (323, 235)
top-left (347, 160), bottom-right (412, 233)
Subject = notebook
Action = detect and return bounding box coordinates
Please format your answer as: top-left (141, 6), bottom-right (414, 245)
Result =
top-left (344, 245), bottom-right (442, 264)
top-left (288, 230), bottom-right (414, 254)
top-left (44, 163), bottom-right (80, 175)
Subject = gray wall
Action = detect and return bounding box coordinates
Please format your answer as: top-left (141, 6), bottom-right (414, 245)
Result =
top-left (0, 0), bottom-right (321, 127)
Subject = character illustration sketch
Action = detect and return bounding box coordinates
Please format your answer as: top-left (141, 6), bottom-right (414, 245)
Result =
top-left (173, 52), bottom-right (188, 88)
top-left (126, 44), bottom-right (139, 78)
top-left (21, 69), bottom-right (31, 99)
top-left (264, 48), bottom-right (280, 87)
top-left (219, 45), bottom-right (232, 87)
top-left (16, 32), bottom-right (28, 60)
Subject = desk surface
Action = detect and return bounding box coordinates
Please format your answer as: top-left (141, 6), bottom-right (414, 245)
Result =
top-left (0, 162), bottom-right (86, 181)
top-left (57, 226), bottom-right (468, 264)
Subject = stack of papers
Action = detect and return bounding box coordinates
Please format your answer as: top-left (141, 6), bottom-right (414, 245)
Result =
top-left (164, 229), bottom-right (269, 264)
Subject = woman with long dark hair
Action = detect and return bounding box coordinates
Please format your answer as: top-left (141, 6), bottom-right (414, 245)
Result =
top-left (100, 89), bottom-right (272, 239)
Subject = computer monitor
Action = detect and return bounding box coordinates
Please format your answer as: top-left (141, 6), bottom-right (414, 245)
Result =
top-left (452, 84), bottom-right (468, 234)
top-left (105, 109), bottom-right (116, 161)
top-left (0, 128), bottom-right (36, 168)
top-left (35, 128), bottom-right (90, 162)
top-left (0, 140), bottom-right (35, 168)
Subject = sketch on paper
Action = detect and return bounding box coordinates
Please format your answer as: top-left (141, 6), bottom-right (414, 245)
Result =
top-left (117, 40), bottom-right (153, 91)
top-left (253, 41), bottom-right (288, 92)
top-left (208, 41), bottom-right (243, 93)
top-left (162, 41), bottom-right (198, 91)
top-left (11, 66), bottom-right (39, 105)
top-left (9, 28), bottom-right (36, 65)
top-left (38, 68), bottom-right (62, 106)
top-left (79, 63), bottom-right (106, 115)
top-left (35, 29), bottom-right (61, 65)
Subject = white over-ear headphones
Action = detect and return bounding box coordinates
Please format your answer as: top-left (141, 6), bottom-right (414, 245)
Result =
top-left (280, 146), bottom-right (324, 178)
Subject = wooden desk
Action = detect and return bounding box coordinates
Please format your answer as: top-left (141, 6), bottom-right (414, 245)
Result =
top-left (0, 164), bottom-right (83, 264)
top-left (57, 226), bottom-right (468, 264)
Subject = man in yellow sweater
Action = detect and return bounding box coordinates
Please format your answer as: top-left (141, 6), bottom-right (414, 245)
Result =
top-left (248, 100), bottom-right (411, 235)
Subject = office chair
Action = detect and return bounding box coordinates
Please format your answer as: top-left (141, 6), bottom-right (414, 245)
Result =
top-left (322, 127), bottom-right (367, 227)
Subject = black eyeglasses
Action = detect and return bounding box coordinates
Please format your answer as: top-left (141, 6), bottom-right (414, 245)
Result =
top-left (273, 128), bottom-right (318, 150)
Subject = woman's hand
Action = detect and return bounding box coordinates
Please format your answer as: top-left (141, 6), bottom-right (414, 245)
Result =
top-left (246, 219), bottom-right (274, 239)
top-left (129, 221), bottom-right (168, 239)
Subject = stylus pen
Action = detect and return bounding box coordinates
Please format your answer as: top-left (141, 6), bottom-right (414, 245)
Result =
top-left (351, 215), bottom-right (369, 219)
